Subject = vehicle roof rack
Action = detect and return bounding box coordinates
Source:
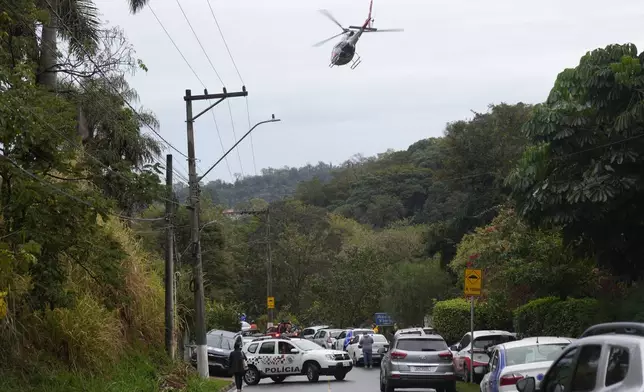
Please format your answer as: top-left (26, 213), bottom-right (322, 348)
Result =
top-left (579, 322), bottom-right (644, 339)
top-left (251, 335), bottom-right (291, 342)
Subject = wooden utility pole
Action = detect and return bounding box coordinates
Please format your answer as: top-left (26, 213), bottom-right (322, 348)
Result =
top-left (185, 87), bottom-right (248, 378)
top-left (164, 154), bottom-right (175, 358)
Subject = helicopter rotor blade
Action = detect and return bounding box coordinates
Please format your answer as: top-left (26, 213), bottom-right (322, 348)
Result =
top-left (319, 9), bottom-right (347, 31)
top-left (313, 32), bottom-right (346, 47)
top-left (359, 28), bottom-right (405, 33)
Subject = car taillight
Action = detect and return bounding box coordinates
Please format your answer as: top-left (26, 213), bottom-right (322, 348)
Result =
top-left (390, 350), bottom-right (407, 360)
top-left (500, 374), bottom-right (524, 386)
top-left (438, 351), bottom-right (453, 360)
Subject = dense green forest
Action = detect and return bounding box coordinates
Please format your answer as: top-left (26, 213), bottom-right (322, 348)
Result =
top-left (139, 43), bottom-right (644, 342)
top-left (176, 162), bottom-right (336, 207)
top-left (4, 0), bottom-right (644, 388)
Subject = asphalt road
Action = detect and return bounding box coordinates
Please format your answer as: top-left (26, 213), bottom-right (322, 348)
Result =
top-left (239, 366), bottom-right (438, 392)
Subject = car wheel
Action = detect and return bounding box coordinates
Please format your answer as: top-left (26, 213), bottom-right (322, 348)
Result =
top-left (305, 362), bottom-right (320, 382)
top-left (270, 376), bottom-right (286, 383)
top-left (379, 370), bottom-right (385, 392)
top-left (334, 372), bottom-right (346, 381)
top-left (446, 381), bottom-right (457, 392)
top-left (244, 367), bottom-right (260, 386)
top-left (384, 378), bottom-right (395, 392)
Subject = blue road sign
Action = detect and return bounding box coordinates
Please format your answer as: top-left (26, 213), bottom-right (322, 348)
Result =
top-left (375, 312), bottom-right (394, 326)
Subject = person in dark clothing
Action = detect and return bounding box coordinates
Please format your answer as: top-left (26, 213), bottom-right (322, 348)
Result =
top-left (229, 342), bottom-right (247, 391)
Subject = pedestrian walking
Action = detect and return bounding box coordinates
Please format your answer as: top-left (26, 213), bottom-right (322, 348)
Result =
top-left (360, 334), bottom-right (375, 369)
top-left (229, 341), bottom-right (248, 391)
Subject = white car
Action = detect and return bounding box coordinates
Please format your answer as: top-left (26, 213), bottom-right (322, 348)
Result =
top-left (479, 336), bottom-right (574, 392)
top-left (333, 328), bottom-right (374, 351)
top-left (301, 325), bottom-right (330, 340)
top-left (242, 337), bottom-right (353, 385)
top-left (346, 333), bottom-right (389, 366)
top-left (395, 327), bottom-right (435, 337)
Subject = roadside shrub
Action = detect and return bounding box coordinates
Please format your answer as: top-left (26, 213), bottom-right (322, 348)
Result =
top-left (433, 298), bottom-right (501, 344)
top-left (543, 298), bottom-right (605, 337)
top-left (38, 294), bottom-right (123, 370)
top-left (513, 296), bottom-right (560, 337)
top-left (514, 297), bottom-right (607, 338)
top-left (206, 300), bottom-right (241, 332)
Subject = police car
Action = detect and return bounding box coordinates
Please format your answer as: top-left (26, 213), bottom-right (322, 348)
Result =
top-left (243, 336), bottom-right (353, 385)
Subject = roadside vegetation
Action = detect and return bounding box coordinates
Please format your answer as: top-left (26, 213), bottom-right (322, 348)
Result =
top-left (156, 44), bottom-right (644, 343)
top-left (3, 0), bottom-right (644, 389)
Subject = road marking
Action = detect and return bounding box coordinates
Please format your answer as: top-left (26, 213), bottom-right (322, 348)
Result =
top-left (328, 379), bottom-right (331, 391)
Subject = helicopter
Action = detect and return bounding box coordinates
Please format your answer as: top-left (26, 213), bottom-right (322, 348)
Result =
top-left (314, 0), bottom-right (403, 69)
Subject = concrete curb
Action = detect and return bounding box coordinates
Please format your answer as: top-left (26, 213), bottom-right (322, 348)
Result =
top-left (223, 381), bottom-right (236, 392)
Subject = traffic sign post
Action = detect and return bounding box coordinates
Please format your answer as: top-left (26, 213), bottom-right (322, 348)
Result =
top-left (464, 268), bottom-right (482, 383)
top-left (267, 296), bottom-right (275, 309)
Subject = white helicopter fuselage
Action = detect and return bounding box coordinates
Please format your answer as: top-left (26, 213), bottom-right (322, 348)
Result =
top-left (331, 31), bottom-right (363, 65)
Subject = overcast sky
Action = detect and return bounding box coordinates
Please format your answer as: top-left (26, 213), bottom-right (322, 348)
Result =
top-left (94, 0), bottom-right (644, 183)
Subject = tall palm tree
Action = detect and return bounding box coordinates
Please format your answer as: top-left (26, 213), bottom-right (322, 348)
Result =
top-left (37, 0), bottom-right (149, 88)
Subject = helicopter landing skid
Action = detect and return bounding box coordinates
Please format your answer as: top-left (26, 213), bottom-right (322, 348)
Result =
top-left (350, 54), bottom-right (362, 69)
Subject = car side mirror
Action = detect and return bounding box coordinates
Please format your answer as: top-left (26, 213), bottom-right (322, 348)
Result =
top-left (290, 348), bottom-right (300, 354)
top-left (516, 377), bottom-right (536, 392)
top-left (450, 344), bottom-right (459, 351)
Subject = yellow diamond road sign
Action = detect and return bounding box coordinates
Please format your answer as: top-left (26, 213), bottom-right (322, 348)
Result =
top-left (267, 296), bottom-right (275, 309)
top-left (464, 268), bottom-right (482, 296)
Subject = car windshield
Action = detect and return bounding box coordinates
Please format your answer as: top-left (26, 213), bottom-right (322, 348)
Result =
top-left (207, 333), bottom-right (235, 349)
top-left (473, 335), bottom-right (515, 349)
top-left (505, 344), bottom-right (569, 365)
top-left (329, 330), bottom-right (342, 338)
top-left (368, 335), bottom-right (388, 343)
top-left (397, 339), bottom-right (448, 352)
top-left (293, 339), bottom-right (324, 351)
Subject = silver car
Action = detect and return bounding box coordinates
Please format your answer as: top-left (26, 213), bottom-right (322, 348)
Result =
top-left (516, 322), bottom-right (644, 392)
top-left (380, 334), bottom-right (456, 392)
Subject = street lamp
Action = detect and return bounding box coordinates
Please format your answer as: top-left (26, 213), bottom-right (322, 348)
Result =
top-left (198, 115), bottom-right (281, 181)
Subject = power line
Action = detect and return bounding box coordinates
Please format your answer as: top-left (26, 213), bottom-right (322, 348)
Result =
top-left (147, 4), bottom-right (207, 89)
top-left (173, 0), bottom-right (225, 86)
top-left (204, 0), bottom-right (257, 177)
top-left (44, 0), bottom-right (191, 163)
top-left (226, 100), bottom-right (245, 178)
top-left (0, 94), bottom-right (186, 208)
top-left (245, 96), bottom-right (258, 176)
top-left (4, 157), bottom-right (165, 222)
top-left (209, 111), bottom-right (235, 182)
top-left (204, 0), bottom-right (244, 85)
top-left (0, 9), bottom-right (192, 185)
top-left (148, 2), bottom-right (238, 183)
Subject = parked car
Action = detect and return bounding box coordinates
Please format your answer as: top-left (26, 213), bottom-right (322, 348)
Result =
top-left (380, 333), bottom-right (456, 392)
top-left (242, 336), bottom-right (352, 385)
top-left (313, 328), bottom-right (343, 349)
top-left (451, 330), bottom-right (517, 383)
top-left (333, 328), bottom-right (374, 351)
top-left (191, 330), bottom-right (243, 375)
top-left (516, 322), bottom-right (644, 392)
top-left (395, 327), bottom-right (435, 337)
top-left (301, 325), bottom-right (330, 340)
top-left (346, 333), bottom-right (389, 366)
top-left (478, 336), bottom-right (574, 392)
